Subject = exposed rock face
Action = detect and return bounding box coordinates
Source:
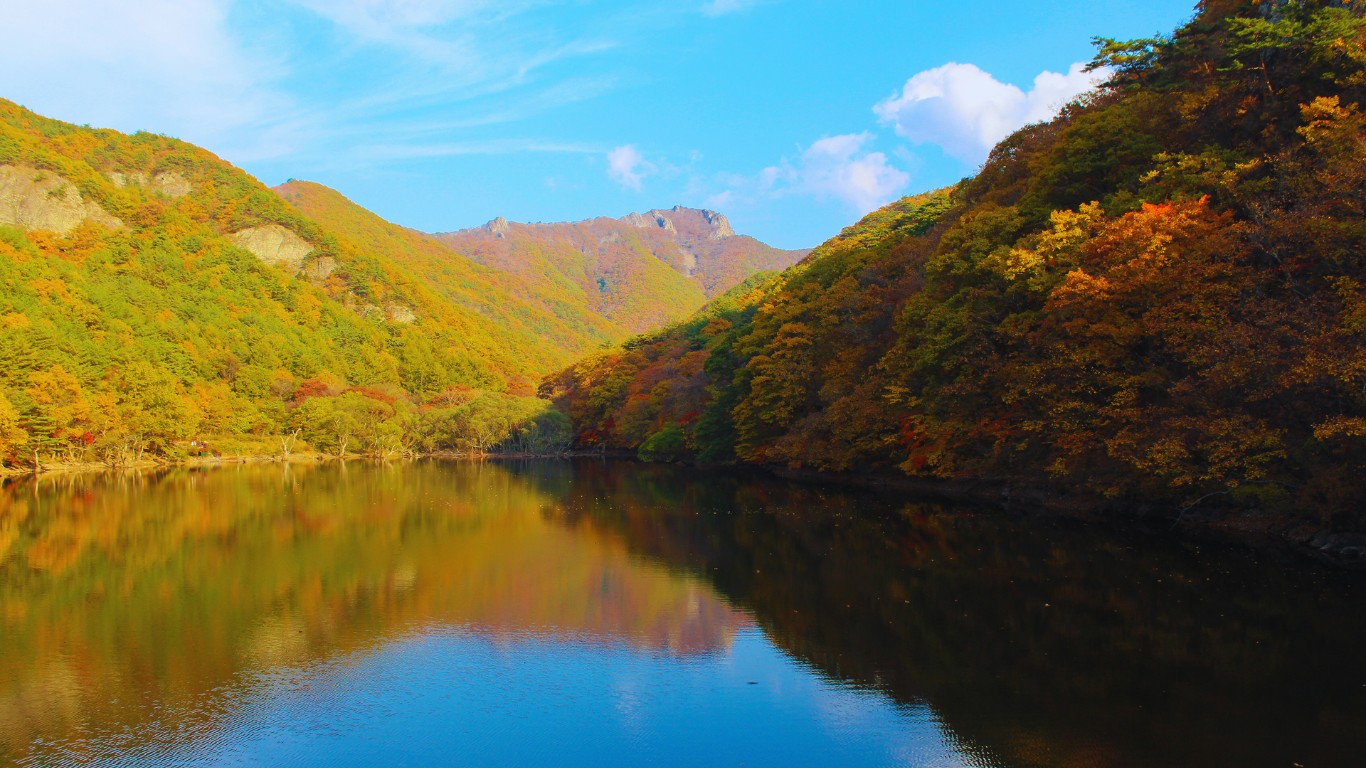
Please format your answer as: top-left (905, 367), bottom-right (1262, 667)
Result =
top-left (107, 172), bottom-right (138, 188)
top-left (623, 211), bottom-right (678, 235)
top-left (699, 209), bottom-right (735, 239)
top-left (385, 303), bottom-right (417, 324)
top-left (229, 224), bottom-right (312, 272)
top-left (0, 165), bottom-right (124, 234)
top-left (303, 254), bottom-right (339, 282)
top-left (436, 206), bottom-right (810, 330)
top-left (354, 303), bottom-right (415, 324)
top-left (625, 207), bottom-right (732, 240)
top-left (107, 170), bottom-right (192, 198)
top-left (153, 172), bottom-right (192, 198)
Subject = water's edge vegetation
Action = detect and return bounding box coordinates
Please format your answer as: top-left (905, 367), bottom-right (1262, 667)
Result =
top-left (543, 1), bottom-right (1366, 538)
top-left (1, 0), bottom-right (1363, 559)
top-left (6, 460), bottom-right (1364, 767)
top-left (4, 453), bottom-right (1363, 569)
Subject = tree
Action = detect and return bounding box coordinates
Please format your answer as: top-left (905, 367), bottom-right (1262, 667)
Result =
top-left (0, 392), bottom-right (27, 467)
top-left (97, 361), bottom-right (199, 465)
top-left (638, 424), bottom-right (685, 463)
top-left (25, 364), bottom-right (90, 459)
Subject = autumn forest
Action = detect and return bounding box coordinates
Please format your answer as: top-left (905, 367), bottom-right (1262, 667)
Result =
top-left (2, 0), bottom-right (1365, 533)
top-left (546, 0), bottom-right (1366, 528)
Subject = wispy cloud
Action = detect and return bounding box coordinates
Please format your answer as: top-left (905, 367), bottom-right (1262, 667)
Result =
top-left (0, 0), bottom-right (287, 151)
top-left (295, 77), bottom-right (620, 150)
top-left (0, 0), bottom-right (623, 172)
top-left (359, 139), bottom-right (603, 161)
top-left (874, 61), bottom-right (1106, 164)
top-left (284, 0), bottom-right (614, 85)
top-left (607, 145), bottom-right (656, 191)
top-left (702, 0), bottom-right (765, 16)
top-left (274, 1), bottom-right (621, 166)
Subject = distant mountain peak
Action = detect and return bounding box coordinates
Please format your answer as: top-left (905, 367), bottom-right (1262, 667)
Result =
top-left (483, 216), bottom-right (510, 238)
top-left (699, 209), bottom-right (735, 240)
top-left (458, 206), bottom-right (741, 244)
top-left (623, 210), bottom-right (677, 235)
top-left (434, 205), bottom-right (808, 328)
top-left (621, 206), bottom-right (734, 241)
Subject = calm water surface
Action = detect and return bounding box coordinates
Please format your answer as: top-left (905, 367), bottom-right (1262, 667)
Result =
top-left (1, 460), bottom-right (1363, 767)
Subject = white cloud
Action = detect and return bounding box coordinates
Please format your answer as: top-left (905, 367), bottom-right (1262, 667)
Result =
top-left (607, 145), bottom-right (655, 191)
top-left (761, 133), bottom-right (909, 214)
top-left (0, 0), bottom-right (286, 150)
top-left (874, 61), bottom-right (1106, 164)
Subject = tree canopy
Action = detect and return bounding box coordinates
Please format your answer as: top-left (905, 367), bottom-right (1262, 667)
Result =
top-left (543, 0), bottom-right (1366, 525)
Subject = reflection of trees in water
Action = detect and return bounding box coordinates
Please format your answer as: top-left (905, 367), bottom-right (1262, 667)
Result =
top-left (524, 460), bottom-right (1366, 768)
top-left (3, 460), bottom-right (1364, 768)
top-left (0, 462), bottom-right (749, 760)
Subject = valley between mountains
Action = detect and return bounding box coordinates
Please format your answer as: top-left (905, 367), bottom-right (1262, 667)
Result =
top-left (0, 99), bottom-right (803, 469)
top-left (0, 0), bottom-right (1364, 549)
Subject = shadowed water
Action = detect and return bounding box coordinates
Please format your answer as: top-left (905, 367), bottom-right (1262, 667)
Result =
top-left (0, 460), bottom-right (1362, 767)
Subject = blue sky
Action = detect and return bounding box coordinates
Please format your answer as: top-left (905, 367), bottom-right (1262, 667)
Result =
top-left (1, 0), bottom-right (1197, 249)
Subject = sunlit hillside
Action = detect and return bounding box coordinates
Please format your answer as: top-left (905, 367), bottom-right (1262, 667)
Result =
top-left (435, 207), bottom-right (807, 333)
top-left (0, 101), bottom-right (574, 465)
top-left (543, 0), bottom-right (1366, 525)
top-left (275, 180), bottom-right (624, 366)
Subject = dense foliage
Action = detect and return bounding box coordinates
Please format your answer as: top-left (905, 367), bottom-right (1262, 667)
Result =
top-left (434, 207), bottom-right (807, 334)
top-left (0, 102), bottom-right (569, 467)
top-left (275, 181), bottom-right (624, 368)
top-left (544, 0), bottom-right (1366, 525)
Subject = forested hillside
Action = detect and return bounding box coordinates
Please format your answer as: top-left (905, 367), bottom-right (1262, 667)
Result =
top-left (0, 100), bottom-right (569, 466)
top-left (0, 96), bottom-right (807, 470)
top-left (543, 0), bottom-right (1366, 525)
top-left (435, 207), bottom-right (807, 333)
top-left (275, 180), bottom-right (622, 366)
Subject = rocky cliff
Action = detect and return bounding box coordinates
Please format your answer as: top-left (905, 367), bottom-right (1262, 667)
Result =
top-left (434, 207), bottom-right (807, 332)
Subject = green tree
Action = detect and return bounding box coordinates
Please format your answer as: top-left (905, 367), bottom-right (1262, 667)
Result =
top-left (0, 391), bottom-right (28, 467)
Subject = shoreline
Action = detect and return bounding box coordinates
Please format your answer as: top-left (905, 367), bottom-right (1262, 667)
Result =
top-left (0, 452), bottom-right (334, 478)
top-left (0, 449), bottom-right (581, 479)
top-left (5, 451), bottom-right (1362, 569)
top-left (755, 464), bottom-right (1366, 570)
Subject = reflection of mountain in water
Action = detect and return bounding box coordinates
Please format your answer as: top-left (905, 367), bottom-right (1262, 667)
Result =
top-left (3, 460), bottom-right (1365, 768)
top-left (0, 462), bottom-right (750, 758)
top-left (523, 461), bottom-right (1366, 768)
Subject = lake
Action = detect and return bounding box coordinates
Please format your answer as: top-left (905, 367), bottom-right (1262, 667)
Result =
top-left (1, 460), bottom-right (1363, 767)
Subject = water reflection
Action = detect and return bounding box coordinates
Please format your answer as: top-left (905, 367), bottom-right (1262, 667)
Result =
top-left (0, 462), bottom-right (751, 766)
top-left (1, 460), bottom-right (1363, 767)
top-left (525, 461), bottom-right (1366, 768)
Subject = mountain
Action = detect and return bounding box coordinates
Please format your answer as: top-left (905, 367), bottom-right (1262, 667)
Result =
top-left (433, 206), bottom-right (808, 333)
top-left (0, 96), bottom-right (807, 468)
top-left (543, 0), bottom-right (1366, 526)
top-left (0, 99), bottom-right (581, 465)
top-left (274, 180), bottom-right (621, 369)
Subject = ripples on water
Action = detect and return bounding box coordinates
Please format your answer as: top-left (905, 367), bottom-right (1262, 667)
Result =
top-left (0, 460), bottom-right (1362, 767)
